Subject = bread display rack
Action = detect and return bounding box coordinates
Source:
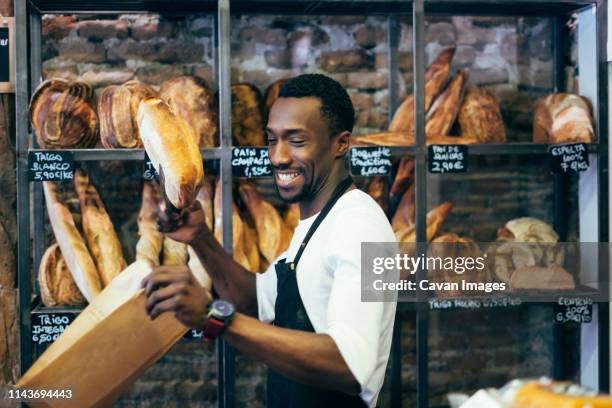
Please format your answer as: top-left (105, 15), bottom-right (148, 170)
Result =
top-left (15, 0), bottom-right (609, 407)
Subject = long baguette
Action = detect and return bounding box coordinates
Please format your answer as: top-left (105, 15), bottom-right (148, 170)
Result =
top-left (136, 182), bottom-right (163, 267)
top-left (43, 181), bottom-right (101, 302)
top-left (74, 169), bottom-right (126, 287)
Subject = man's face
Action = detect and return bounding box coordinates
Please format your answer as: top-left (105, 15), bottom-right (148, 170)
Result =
top-left (266, 96), bottom-right (337, 203)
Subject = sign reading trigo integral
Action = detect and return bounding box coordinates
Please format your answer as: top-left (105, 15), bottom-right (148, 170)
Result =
top-left (350, 147), bottom-right (392, 176)
top-left (28, 151), bottom-right (74, 181)
top-left (232, 147), bottom-right (272, 178)
top-left (31, 313), bottom-right (77, 346)
top-left (554, 297), bottom-right (593, 324)
top-left (549, 143), bottom-right (589, 173)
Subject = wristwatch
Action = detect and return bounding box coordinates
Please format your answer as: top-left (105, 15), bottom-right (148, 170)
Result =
top-left (202, 299), bottom-right (235, 341)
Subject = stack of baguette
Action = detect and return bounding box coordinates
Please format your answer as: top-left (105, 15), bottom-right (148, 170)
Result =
top-left (41, 170), bottom-right (126, 306)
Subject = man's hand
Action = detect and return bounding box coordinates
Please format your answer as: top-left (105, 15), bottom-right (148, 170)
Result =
top-left (142, 266), bottom-right (213, 330)
top-left (157, 200), bottom-right (209, 245)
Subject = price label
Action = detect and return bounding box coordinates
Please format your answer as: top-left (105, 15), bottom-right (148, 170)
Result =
top-left (232, 147), bottom-right (272, 178)
top-left (554, 296), bottom-right (593, 324)
top-left (350, 147), bottom-right (392, 177)
top-left (0, 27), bottom-right (9, 82)
top-left (549, 143), bottom-right (589, 173)
top-left (31, 313), bottom-right (76, 346)
top-left (183, 329), bottom-right (204, 340)
top-left (28, 151), bottom-right (74, 181)
top-left (428, 144), bottom-right (468, 174)
top-left (143, 152), bottom-right (159, 180)
top-left (428, 297), bottom-right (521, 310)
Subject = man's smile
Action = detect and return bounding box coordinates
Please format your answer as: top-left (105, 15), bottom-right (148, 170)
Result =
top-left (274, 170), bottom-right (304, 188)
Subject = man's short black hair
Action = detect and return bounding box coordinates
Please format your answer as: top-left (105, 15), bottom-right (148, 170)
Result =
top-left (278, 74), bottom-right (355, 137)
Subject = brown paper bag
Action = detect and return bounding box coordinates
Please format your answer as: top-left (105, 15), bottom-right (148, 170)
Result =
top-left (17, 260), bottom-right (189, 408)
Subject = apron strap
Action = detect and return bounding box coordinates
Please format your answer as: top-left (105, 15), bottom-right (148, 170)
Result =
top-left (292, 176), bottom-right (353, 267)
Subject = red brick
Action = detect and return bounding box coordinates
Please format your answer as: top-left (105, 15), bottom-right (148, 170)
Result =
top-left (42, 66), bottom-right (79, 81)
top-left (131, 20), bottom-right (175, 40)
top-left (42, 16), bottom-right (76, 40)
top-left (264, 50), bottom-right (290, 69)
top-left (320, 49), bottom-right (373, 73)
top-left (354, 25), bottom-right (386, 49)
top-left (57, 38), bottom-right (106, 62)
top-left (78, 69), bottom-right (135, 87)
top-left (346, 72), bottom-right (387, 90)
top-left (350, 92), bottom-right (373, 110)
top-left (155, 40), bottom-right (204, 63)
top-left (136, 64), bottom-right (188, 85)
top-left (107, 39), bottom-right (156, 61)
top-left (77, 20), bottom-right (129, 40)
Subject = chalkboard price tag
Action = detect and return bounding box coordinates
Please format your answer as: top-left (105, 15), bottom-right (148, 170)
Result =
top-left (183, 329), bottom-right (204, 340)
top-left (549, 143), bottom-right (589, 173)
top-left (232, 147), bottom-right (272, 178)
top-left (350, 146), bottom-right (392, 177)
top-left (143, 152), bottom-right (159, 180)
top-left (428, 144), bottom-right (468, 174)
top-left (28, 151), bottom-right (74, 181)
top-left (554, 297), bottom-right (593, 324)
top-left (31, 313), bottom-right (76, 346)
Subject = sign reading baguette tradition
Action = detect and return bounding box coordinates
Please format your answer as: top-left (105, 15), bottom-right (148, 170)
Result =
top-left (31, 313), bottom-right (76, 346)
top-left (232, 147), bottom-right (272, 178)
top-left (554, 296), bottom-right (593, 324)
top-left (549, 143), bottom-right (589, 173)
top-left (428, 144), bottom-right (468, 174)
top-left (350, 146), bottom-right (392, 177)
top-left (28, 151), bottom-right (74, 181)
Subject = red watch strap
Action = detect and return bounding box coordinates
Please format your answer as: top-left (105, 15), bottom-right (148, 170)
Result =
top-left (203, 318), bottom-right (225, 341)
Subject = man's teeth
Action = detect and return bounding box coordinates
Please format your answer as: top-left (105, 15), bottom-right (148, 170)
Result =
top-left (277, 172), bottom-right (299, 181)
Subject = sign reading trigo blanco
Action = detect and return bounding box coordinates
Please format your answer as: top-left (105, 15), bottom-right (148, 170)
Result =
top-left (232, 147), bottom-right (272, 178)
top-left (350, 147), bottom-right (392, 176)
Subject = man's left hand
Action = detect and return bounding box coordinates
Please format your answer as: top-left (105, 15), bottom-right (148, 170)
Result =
top-left (141, 266), bottom-right (212, 330)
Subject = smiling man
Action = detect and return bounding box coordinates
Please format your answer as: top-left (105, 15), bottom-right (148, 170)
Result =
top-left (143, 74), bottom-right (397, 408)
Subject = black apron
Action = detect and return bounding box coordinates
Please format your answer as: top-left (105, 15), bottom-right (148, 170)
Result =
top-left (267, 177), bottom-right (367, 408)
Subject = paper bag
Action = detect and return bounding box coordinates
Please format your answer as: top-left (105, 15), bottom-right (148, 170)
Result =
top-left (17, 260), bottom-right (189, 408)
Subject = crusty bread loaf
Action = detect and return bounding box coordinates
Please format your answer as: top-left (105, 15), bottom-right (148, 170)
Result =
top-left (231, 83), bottom-right (266, 146)
top-left (265, 78), bottom-right (290, 117)
top-left (367, 176), bottom-right (387, 213)
top-left (39, 244), bottom-right (86, 307)
top-left (74, 169), bottom-right (126, 287)
top-left (509, 265), bottom-right (575, 290)
top-left (284, 203), bottom-right (300, 233)
top-left (352, 131), bottom-right (414, 146)
top-left (238, 181), bottom-right (289, 264)
top-left (389, 48), bottom-right (455, 133)
top-left (136, 182), bottom-right (163, 267)
top-left (162, 237), bottom-right (188, 266)
top-left (395, 202), bottom-right (453, 243)
top-left (243, 217), bottom-right (261, 273)
top-left (389, 158), bottom-right (415, 199)
top-left (196, 177), bottom-right (215, 231)
top-left (160, 76), bottom-right (218, 148)
top-left (99, 81), bottom-right (157, 148)
top-left (533, 93), bottom-right (594, 143)
top-left (43, 181), bottom-right (101, 302)
top-left (426, 69), bottom-right (469, 139)
top-left (213, 180), bottom-right (252, 271)
top-left (458, 87), bottom-right (506, 143)
top-left (137, 97), bottom-right (204, 209)
top-left (392, 183), bottom-right (415, 233)
top-left (30, 79), bottom-right (99, 149)
top-left (428, 233), bottom-right (489, 297)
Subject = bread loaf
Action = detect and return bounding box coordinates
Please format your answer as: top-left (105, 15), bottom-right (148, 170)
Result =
top-left (426, 69), bottom-right (469, 139)
top-left (265, 78), bottom-right (289, 117)
top-left (138, 97), bottom-right (204, 209)
top-left (428, 233), bottom-right (489, 297)
top-left (391, 183), bottom-right (415, 233)
top-left (162, 238), bottom-right (188, 266)
top-left (231, 84), bottom-right (267, 146)
top-left (196, 177), bottom-right (215, 231)
top-left (395, 202), bottom-right (453, 243)
top-left (458, 87), bottom-right (506, 143)
top-left (243, 218), bottom-right (261, 273)
top-left (509, 265), bottom-right (575, 290)
top-left (99, 81), bottom-right (157, 148)
top-left (389, 158), bottom-right (414, 199)
top-left (30, 79), bottom-right (99, 149)
top-left (213, 180), bottom-right (251, 271)
top-left (160, 76), bottom-right (218, 148)
top-left (514, 381), bottom-right (612, 407)
top-left (43, 181), bottom-right (101, 302)
top-left (284, 203), bottom-right (300, 233)
top-left (533, 93), bottom-right (595, 143)
top-left (39, 244), bottom-right (86, 307)
top-left (367, 176), bottom-right (387, 213)
top-left (238, 182), bottom-right (289, 264)
top-left (74, 169), bottom-right (126, 287)
top-left (352, 131), bottom-right (414, 146)
top-left (136, 182), bottom-right (163, 267)
top-left (389, 48), bottom-right (455, 133)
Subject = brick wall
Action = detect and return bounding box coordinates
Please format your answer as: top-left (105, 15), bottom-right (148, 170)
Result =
top-left (36, 13), bottom-right (582, 408)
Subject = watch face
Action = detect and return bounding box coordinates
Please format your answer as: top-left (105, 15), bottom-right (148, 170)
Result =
top-left (212, 300), bottom-right (235, 319)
